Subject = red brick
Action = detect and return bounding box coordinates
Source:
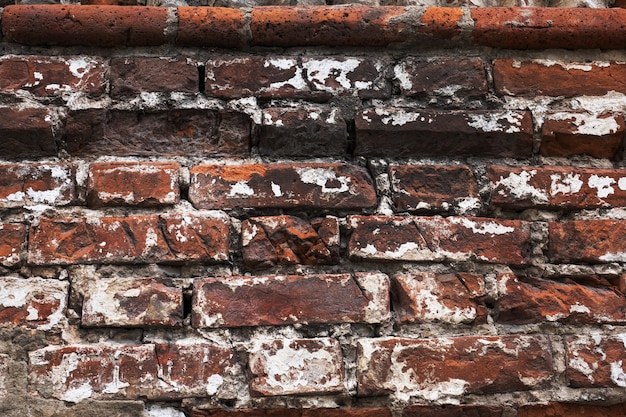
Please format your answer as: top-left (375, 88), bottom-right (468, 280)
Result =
top-left (348, 215), bottom-right (531, 266)
top-left (241, 215), bottom-right (339, 268)
top-left (176, 7), bottom-right (246, 48)
top-left (0, 277), bottom-right (68, 329)
top-left (0, 223), bottom-right (26, 268)
top-left (110, 58), bottom-right (198, 97)
top-left (565, 335), bottom-right (626, 388)
top-left (392, 272), bottom-right (487, 325)
top-left (389, 165), bottom-right (479, 213)
top-left (188, 163), bottom-right (377, 210)
top-left (394, 58), bottom-right (488, 98)
top-left (249, 338), bottom-right (344, 396)
top-left (66, 109), bottom-right (250, 157)
top-left (0, 163), bottom-right (75, 208)
top-left (0, 55), bottom-right (106, 97)
top-left (2, 5), bottom-right (169, 47)
top-left (549, 220), bottom-right (626, 264)
top-left (193, 409), bottom-right (392, 417)
top-left (192, 272), bottom-right (389, 328)
top-left (87, 162), bottom-right (180, 208)
top-left (357, 335), bottom-right (553, 398)
top-left (540, 112), bottom-right (625, 160)
top-left (494, 59), bottom-right (626, 97)
top-left (495, 274), bottom-right (626, 325)
top-left (81, 278), bottom-right (183, 327)
top-left (28, 213), bottom-right (230, 265)
top-left (0, 107), bottom-right (58, 159)
top-left (419, 7), bottom-right (464, 39)
top-left (519, 403), bottom-right (626, 417)
top-left (354, 109), bottom-right (533, 158)
top-left (403, 405), bottom-right (503, 417)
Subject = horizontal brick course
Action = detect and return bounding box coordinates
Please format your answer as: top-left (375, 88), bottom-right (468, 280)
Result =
top-left (0, 277), bottom-right (68, 329)
top-left (0, 107), bottom-right (58, 159)
top-left (0, 163), bottom-right (75, 208)
top-left (109, 57), bottom-right (198, 97)
top-left (176, 7), bottom-right (246, 48)
top-left (549, 220), bottom-right (626, 264)
top-left (565, 334), bottom-right (626, 388)
top-left (519, 403), bottom-right (626, 417)
top-left (193, 410), bottom-right (392, 417)
top-left (403, 405), bottom-right (503, 417)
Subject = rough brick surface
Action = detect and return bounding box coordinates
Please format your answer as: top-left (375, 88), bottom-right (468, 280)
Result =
top-left (357, 335), bottom-right (553, 398)
top-left (519, 403), bottom-right (626, 417)
top-left (110, 57), bottom-right (198, 97)
top-left (0, 277), bottom-right (68, 329)
top-left (28, 213), bottom-right (229, 265)
top-left (87, 162), bottom-right (180, 207)
top-left (189, 163), bottom-right (377, 210)
top-left (565, 335), bottom-right (626, 388)
top-left (355, 109), bottom-right (533, 158)
top-left (193, 273), bottom-right (389, 328)
top-left (0, 163), bottom-right (75, 208)
top-left (348, 215), bottom-right (531, 265)
top-left (0, 107), bottom-right (58, 159)
top-left (176, 7), bottom-right (245, 48)
top-left (403, 405), bottom-right (503, 417)
top-left (549, 220), bottom-right (626, 264)
top-left (0, 223), bottom-right (26, 268)
top-left (193, 409), bottom-right (392, 417)
top-left (249, 338), bottom-right (344, 396)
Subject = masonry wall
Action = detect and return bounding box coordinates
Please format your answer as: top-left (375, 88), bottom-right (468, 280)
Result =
top-left (1, 4), bottom-right (626, 417)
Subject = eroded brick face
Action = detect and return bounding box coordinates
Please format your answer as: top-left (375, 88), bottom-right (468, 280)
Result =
top-left (549, 220), bottom-right (626, 263)
top-left (0, 277), bottom-right (68, 329)
top-left (0, 223), bottom-right (26, 268)
top-left (565, 335), bottom-right (626, 388)
top-left (0, 163), bottom-right (75, 208)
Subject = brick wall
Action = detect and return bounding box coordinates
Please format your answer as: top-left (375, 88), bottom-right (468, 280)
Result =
top-left (1, 4), bottom-right (626, 417)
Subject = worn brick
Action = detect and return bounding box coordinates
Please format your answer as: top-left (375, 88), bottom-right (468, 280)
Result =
top-left (389, 165), bottom-right (479, 213)
top-left (355, 109), bottom-right (533, 158)
top-left (489, 165), bottom-right (626, 209)
top-left (176, 7), bottom-right (246, 48)
top-left (549, 220), bottom-right (626, 264)
top-left (193, 409), bottom-right (393, 417)
top-left (403, 405), bottom-right (503, 417)
top-left (419, 7), bottom-right (464, 39)
top-left (0, 163), bottom-right (75, 208)
top-left (28, 213), bottom-right (229, 265)
top-left (394, 58), bottom-right (487, 98)
top-left (110, 57), bottom-right (197, 97)
top-left (242, 215), bottom-right (339, 268)
top-left (0, 55), bottom-right (106, 97)
top-left (357, 335), bottom-right (553, 398)
top-left (66, 109), bottom-right (250, 157)
top-left (87, 162), bottom-right (180, 208)
top-left (0, 223), bottom-right (26, 268)
top-left (188, 163), bottom-right (377, 210)
top-left (193, 272), bottom-right (389, 328)
top-left (565, 334), bottom-right (626, 388)
top-left (494, 59), bottom-right (626, 97)
top-left (348, 215), bottom-right (531, 266)
top-left (81, 278), bottom-right (183, 327)
top-left (249, 338), bottom-right (344, 396)
top-left (0, 107), bottom-right (58, 159)
top-left (0, 277), bottom-right (68, 329)
top-left (392, 272), bottom-right (487, 325)
top-left (519, 403), bottom-right (626, 417)
top-left (540, 112), bottom-right (625, 159)
top-left (260, 107), bottom-right (347, 157)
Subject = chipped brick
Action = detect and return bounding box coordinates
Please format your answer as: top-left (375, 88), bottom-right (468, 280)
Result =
top-left (565, 335), bottom-right (626, 388)
top-left (0, 163), bottom-right (75, 208)
top-left (0, 107), bottom-right (58, 159)
top-left (0, 277), bottom-right (68, 329)
top-left (0, 223), bottom-right (26, 268)
top-left (549, 220), bottom-right (626, 264)
top-left (110, 57), bottom-right (198, 97)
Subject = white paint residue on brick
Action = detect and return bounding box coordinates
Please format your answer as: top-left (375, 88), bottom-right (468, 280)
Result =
top-left (0, 285), bottom-right (28, 307)
top-left (467, 111), bottom-right (523, 133)
top-left (570, 303), bottom-right (591, 314)
top-left (374, 108), bottom-right (427, 126)
top-left (268, 60), bottom-right (307, 90)
top-left (455, 197), bottom-right (481, 214)
top-left (145, 228), bottom-right (159, 249)
top-left (62, 382), bottom-right (93, 403)
top-left (415, 286), bottom-right (476, 324)
top-left (451, 217), bottom-right (514, 235)
top-left (4, 191), bottom-right (26, 202)
top-left (548, 112), bottom-right (620, 135)
top-left (67, 57), bottom-right (96, 79)
top-left (228, 180), bottom-right (255, 197)
top-left (494, 170), bottom-right (549, 203)
top-left (532, 59), bottom-right (604, 72)
top-left (598, 252), bottom-right (626, 262)
top-left (271, 182), bottom-right (283, 197)
top-left (296, 167), bottom-right (351, 193)
top-left (264, 58), bottom-right (296, 70)
top-left (206, 374), bottom-right (224, 395)
top-left (393, 63), bottom-right (413, 91)
top-left (588, 174), bottom-right (615, 198)
top-left (355, 273), bottom-right (390, 323)
top-left (568, 357), bottom-right (596, 382)
top-left (550, 173), bottom-right (584, 196)
top-left (304, 58), bottom-right (367, 92)
top-left (144, 405), bottom-right (187, 417)
top-left (611, 361), bottom-right (626, 387)
top-left (434, 84), bottom-right (463, 96)
top-left (102, 364), bottom-right (130, 394)
top-left (242, 224), bottom-right (259, 246)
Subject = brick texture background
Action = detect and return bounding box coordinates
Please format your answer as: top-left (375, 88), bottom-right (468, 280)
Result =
top-left (0, 3), bottom-right (626, 417)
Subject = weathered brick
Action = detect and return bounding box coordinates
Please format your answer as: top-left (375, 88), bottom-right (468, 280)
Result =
top-left (188, 163), bottom-right (377, 210)
top-left (394, 58), bottom-right (488, 98)
top-left (259, 107), bottom-right (347, 157)
top-left (0, 277), bottom-right (68, 329)
top-left (193, 409), bottom-right (393, 417)
top-left (242, 215), bottom-right (339, 268)
top-left (0, 55), bottom-right (106, 97)
top-left (392, 272), bottom-right (487, 325)
top-left (81, 278), bottom-right (183, 327)
top-left (488, 165), bottom-right (626, 209)
top-left (0, 163), bottom-right (75, 208)
top-left (249, 338), bottom-right (344, 396)
top-left (494, 59), bottom-right (626, 97)
top-left (0, 223), bottom-right (26, 268)
top-left (403, 405), bottom-right (503, 417)
top-left (389, 165), bottom-right (479, 213)
top-left (495, 274), bottom-right (626, 325)
top-left (549, 220), bottom-right (626, 264)
top-left (348, 215), bottom-right (531, 266)
top-left (565, 334), bottom-right (626, 388)
top-left (28, 213), bottom-right (229, 265)
top-left (357, 335), bottom-right (553, 398)
top-left (519, 403), bottom-right (626, 417)
top-left (0, 107), bottom-right (58, 159)
top-left (66, 109), bottom-right (250, 157)
top-left (419, 7), bottom-right (464, 39)
top-left (540, 112), bottom-right (625, 159)
top-left (355, 109), bottom-right (533, 158)
top-left (110, 57), bottom-right (197, 97)
top-left (193, 272), bottom-right (389, 328)
top-left (87, 162), bottom-right (180, 208)
top-left (176, 7), bottom-right (246, 48)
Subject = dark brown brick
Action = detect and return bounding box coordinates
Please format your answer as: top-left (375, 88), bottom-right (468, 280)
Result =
top-left (403, 405), bottom-right (503, 417)
top-left (549, 220), bottom-right (626, 264)
top-left (0, 107), bottom-right (58, 159)
top-left (110, 57), bottom-right (198, 97)
top-left (0, 224), bottom-right (26, 268)
top-left (519, 403), bottom-right (626, 417)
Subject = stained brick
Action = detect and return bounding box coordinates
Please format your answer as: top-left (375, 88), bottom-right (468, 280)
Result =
top-left (110, 57), bottom-right (198, 97)
top-left (188, 163), bottom-right (377, 210)
top-left (28, 213), bottom-right (229, 265)
top-left (81, 278), bottom-right (183, 327)
top-left (357, 335), bottom-right (553, 398)
top-left (549, 220), bottom-right (626, 264)
top-left (0, 277), bottom-right (68, 329)
top-left (176, 7), bottom-right (246, 48)
top-left (354, 109), bottom-right (533, 158)
top-left (193, 409), bottom-right (393, 417)
top-left (403, 405), bottom-right (503, 417)
top-left (0, 163), bottom-right (75, 208)
top-left (565, 335), bottom-right (626, 388)
top-left (192, 272), bottom-right (389, 328)
top-left (0, 223), bottom-right (26, 268)
top-left (249, 338), bottom-right (344, 396)
top-left (348, 215), bottom-right (531, 266)
top-left (0, 107), bottom-right (58, 159)
top-left (519, 403), bottom-right (626, 417)
top-left (87, 162), bottom-right (180, 208)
